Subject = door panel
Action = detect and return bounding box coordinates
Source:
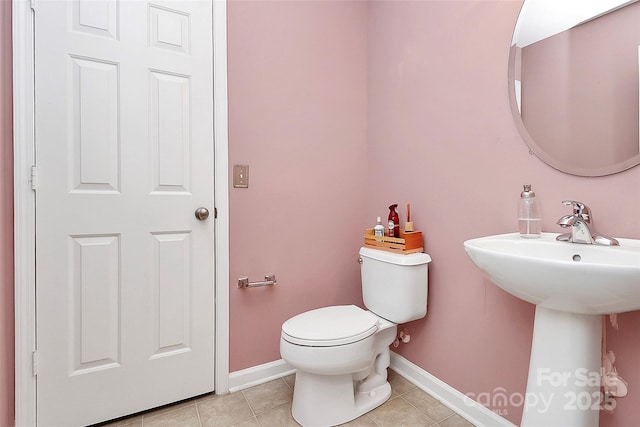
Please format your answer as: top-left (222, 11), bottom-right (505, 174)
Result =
top-left (34, 1), bottom-right (215, 425)
top-left (150, 71), bottom-right (191, 192)
top-left (150, 231), bottom-right (193, 357)
top-left (70, 234), bottom-right (121, 373)
top-left (71, 56), bottom-right (120, 192)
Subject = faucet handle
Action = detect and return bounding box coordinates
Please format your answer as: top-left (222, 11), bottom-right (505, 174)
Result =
top-left (561, 200), bottom-right (591, 221)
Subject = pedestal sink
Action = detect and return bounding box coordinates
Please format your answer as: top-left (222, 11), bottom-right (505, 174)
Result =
top-left (464, 233), bottom-right (640, 427)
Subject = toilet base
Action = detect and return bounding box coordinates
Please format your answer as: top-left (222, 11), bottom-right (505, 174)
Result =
top-left (291, 369), bottom-right (392, 427)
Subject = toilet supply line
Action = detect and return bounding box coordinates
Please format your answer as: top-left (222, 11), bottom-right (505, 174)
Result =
top-left (393, 328), bottom-right (411, 348)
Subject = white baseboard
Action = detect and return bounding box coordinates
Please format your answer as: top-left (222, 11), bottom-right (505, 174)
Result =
top-left (227, 359), bottom-right (295, 393)
top-left (227, 354), bottom-right (516, 427)
top-left (389, 352), bottom-right (517, 427)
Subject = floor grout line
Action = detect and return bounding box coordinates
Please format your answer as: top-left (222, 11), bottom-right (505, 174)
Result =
top-left (193, 398), bottom-right (202, 427)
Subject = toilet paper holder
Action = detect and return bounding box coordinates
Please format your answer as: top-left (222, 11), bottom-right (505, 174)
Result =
top-left (237, 274), bottom-right (277, 288)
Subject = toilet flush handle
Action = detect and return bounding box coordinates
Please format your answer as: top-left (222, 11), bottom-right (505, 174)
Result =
top-left (357, 257), bottom-right (363, 264)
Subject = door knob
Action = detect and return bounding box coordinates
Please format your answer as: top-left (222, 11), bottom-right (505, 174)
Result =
top-left (195, 207), bottom-right (210, 220)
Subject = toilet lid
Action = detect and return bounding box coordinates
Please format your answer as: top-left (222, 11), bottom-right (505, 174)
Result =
top-left (281, 305), bottom-right (379, 347)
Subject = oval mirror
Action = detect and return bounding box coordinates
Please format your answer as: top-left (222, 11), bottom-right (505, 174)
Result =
top-left (508, 0), bottom-right (640, 176)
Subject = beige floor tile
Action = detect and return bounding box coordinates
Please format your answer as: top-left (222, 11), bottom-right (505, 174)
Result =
top-left (242, 378), bottom-right (294, 415)
top-left (438, 413), bottom-right (476, 427)
top-left (403, 388), bottom-right (455, 422)
top-left (230, 418), bottom-right (260, 427)
top-left (338, 413), bottom-right (379, 426)
top-left (92, 369), bottom-right (478, 427)
top-left (368, 396), bottom-right (437, 427)
top-left (283, 374), bottom-right (296, 390)
top-left (387, 369), bottom-right (417, 396)
top-left (145, 399), bottom-right (197, 417)
top-left (95, 399), bottom-right (195, 426)
top-left (255, 403), bottom-right (301, 426)
top-left (388, 389), bottom-right (400, 400)
top-left (197, 392), bottom-right (255, 427)
top-left (98, 414), bottom-right (143, 427)
top-left (143, 405), bottom-right (200, 427)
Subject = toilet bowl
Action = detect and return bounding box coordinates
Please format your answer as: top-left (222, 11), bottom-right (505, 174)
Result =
top-left (280, 247), bottom-right (431, 427)
top-left (281, 305), bottom-right (397, 427)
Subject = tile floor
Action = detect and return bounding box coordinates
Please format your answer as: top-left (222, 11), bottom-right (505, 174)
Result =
top-left (100, 370), bottom-right (476, 427)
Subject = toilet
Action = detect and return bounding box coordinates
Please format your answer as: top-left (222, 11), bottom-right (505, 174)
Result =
top-left (280, 247), bottom-right (431, 427)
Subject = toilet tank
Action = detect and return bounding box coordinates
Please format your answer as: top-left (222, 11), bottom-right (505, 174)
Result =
top-left (359, 247), bottom-right (431, 324)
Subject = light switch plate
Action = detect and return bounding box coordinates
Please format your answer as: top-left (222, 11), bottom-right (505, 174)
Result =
top-left (233, 164), bottom-right (249, 188)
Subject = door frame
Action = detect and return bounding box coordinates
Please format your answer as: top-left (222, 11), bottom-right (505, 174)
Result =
top-left (12, 1), bottom-right (230, 425)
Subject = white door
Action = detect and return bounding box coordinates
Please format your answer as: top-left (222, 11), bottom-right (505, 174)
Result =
top-left (34, 1), bottom-right (215, 425)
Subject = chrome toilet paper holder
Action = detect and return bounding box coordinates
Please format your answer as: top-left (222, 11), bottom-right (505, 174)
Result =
top-left (237, 274), bottom-right (277, 288)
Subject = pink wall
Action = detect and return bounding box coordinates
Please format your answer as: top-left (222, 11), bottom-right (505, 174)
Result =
top-left (226, 0), bottom-right (369, 370)
top-left (366, 1), bottom-right (640, 426)
top-left (0, 0), bottom-right (14, 426)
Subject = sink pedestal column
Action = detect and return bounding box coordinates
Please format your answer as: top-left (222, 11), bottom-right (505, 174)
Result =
top-left (521, 307), bottom-right (602, 427)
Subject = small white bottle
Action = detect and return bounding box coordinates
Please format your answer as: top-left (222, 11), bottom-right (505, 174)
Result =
top-left (374, 217), bottom-right (385, 237)
top-left (518, 184), bottom-right (541, 238)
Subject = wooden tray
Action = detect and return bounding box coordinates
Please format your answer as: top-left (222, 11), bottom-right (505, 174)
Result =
top-left (364, 228), bottom-right (423, 254)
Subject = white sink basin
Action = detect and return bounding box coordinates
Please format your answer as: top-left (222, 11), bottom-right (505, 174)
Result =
top-left (464, 232), bottom-right (640, 427)
top-left (464, 232), bottom-right (640, 314)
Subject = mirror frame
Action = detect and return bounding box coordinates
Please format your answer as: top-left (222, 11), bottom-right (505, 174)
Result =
top-left (508, 10), bottom-right (640, 177)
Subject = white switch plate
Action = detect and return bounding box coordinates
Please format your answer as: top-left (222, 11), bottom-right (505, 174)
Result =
top-left (233, 164), bottom-right (249, 188)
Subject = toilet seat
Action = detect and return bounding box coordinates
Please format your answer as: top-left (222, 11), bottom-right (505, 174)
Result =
top-left (282, 305), bottom-right (379, 347)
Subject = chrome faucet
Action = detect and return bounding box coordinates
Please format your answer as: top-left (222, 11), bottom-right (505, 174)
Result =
top-left (556, 200), bottom-right (619, 246)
